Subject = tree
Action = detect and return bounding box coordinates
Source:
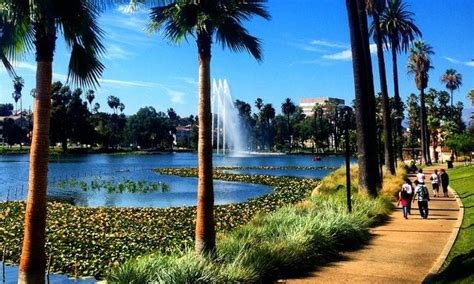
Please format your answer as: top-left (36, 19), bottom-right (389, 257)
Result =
top-left (0, 103), bottom-right (14, 116)
top-left (2, 1), bottom-right (106, 282)
top-left (281, 98), bottom-right (296, 150)
top-left (85, 90), bottom-right (95, 111)
top-left (260, 103), bottom-right (276, 150)
top-left (367, 0), bottom-right (395, 174)
top-left (12, 76), bottom-right (24, 113)
top-left (379, 0), bottom-right (421, 159)
top-left (345, 0), bottom-right (381, 196)
top-left (441, 68), bottom-right (462, 108)
top-left (146, 0), bottom-right (270, 256)
top-left (255, 98), bottom-right (264, 111)
top-left (407, 40), bottom-right (434, 165)
top-left (118, 102), bottom-right (125, 113)
top-left (107, 96), bottom-right (121, 114)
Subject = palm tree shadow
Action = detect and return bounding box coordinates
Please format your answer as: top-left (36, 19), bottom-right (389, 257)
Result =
top-left (428, 249), bottom-right (474, 283)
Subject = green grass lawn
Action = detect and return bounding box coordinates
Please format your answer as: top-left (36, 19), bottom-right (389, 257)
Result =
top-left (434, 165), bottom-right (474, 283)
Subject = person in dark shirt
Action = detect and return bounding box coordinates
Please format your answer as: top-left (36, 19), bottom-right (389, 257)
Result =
top-left (413, 180), bottom-right (430, 219)
top-left (440, 169), bottom-right (450, 198)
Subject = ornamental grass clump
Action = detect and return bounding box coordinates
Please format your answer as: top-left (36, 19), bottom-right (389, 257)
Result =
top-left (109, 192), bottom-right (389, 283)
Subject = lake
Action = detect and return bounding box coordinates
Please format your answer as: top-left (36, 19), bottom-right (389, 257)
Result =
top-left (0, 152), bottom-right (351, 207)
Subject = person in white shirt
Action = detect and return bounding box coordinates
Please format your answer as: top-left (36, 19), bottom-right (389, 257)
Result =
top-left (430, 169), bottom-right (440, 197)
top-left (416, 169), bottom-right (425, 184)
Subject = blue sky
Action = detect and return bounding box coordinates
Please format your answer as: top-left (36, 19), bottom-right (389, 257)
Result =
top-left (1, 0), bottom-right (473, 118)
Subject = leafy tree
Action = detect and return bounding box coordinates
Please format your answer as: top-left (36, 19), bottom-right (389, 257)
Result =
top-left (345, 0), bottom-right (381, 196)
top-left (1, 118), bottom-right (27, 145)
top-left (445, 131), bottom-right (474, 160)
top-left (124, 107), bottom-right (173, 149)
top-left (0, 103), bottom-right (14, 116)
top-left (407, 40), bottom-right (434, 165)
top-left (2, 1), bottom-right (107, 280)
top-left (144, 0), bottom-right (270, 255)
top-left (379, 0), bottom-right (421, 159)
top-left (441, 68), bottom-right (462, 108)
top-left (368, 0), bottom-right (395, 174)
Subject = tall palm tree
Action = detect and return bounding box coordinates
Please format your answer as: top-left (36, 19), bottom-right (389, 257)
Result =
top-left (345, 0), bottom-right (380, 196)
top-left (86, 90), bottom-right (96, 111)
top-left (2, 1), bottom-right (106, 282)
top-left (367, 0), bottom-right (395, 175)
top-left (281, 98), bottom-right (296, 150)
top-left (441, 68), bottom-right (462, 108)
top-left (407, 40), bottom-right (434, 165)
top-left (379, 0), bottom-right (421, 160)
top-left (255, 97), bottom-right (264, 111)
top-left (147, 0), bottom-right (270, 255)
top-left (12, 76), bottom-right (24, 114)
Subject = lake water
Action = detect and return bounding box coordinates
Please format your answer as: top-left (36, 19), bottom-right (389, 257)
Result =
top-left (0, 152), bottom-right (350, 208)
top-left (0, 152), bottom-right (351, 283)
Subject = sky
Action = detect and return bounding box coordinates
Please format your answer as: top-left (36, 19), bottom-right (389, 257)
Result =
top-left (0, 0), bottom-right (473, 119)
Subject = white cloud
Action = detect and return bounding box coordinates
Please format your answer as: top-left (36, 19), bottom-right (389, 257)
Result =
top-left (104, 44), bottom-right (134, 60)
top-left (310, 39), bottom-right (347, 49)
top-left (444, 56), bottom-right (474, 67)
top-left (322, 44), bottom-right (377, 61)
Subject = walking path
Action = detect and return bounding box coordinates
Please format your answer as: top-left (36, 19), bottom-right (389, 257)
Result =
top-left (281, 165), bottom-right (462, 283)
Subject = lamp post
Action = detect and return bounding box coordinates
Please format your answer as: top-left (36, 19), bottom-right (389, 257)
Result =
top-left (342, 106), bottom-right (352, 213)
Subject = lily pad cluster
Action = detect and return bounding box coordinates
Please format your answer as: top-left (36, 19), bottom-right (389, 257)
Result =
top-left (0, 170), bottom-right (319, 279)
top-left (215, 165), bottom-right (338, 170)
top-left (54, 177), bottom-right (169, 194)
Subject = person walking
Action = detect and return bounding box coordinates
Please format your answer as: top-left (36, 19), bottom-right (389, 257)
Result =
top-left (417, 169), bottom-right (425, 184)
top-left (440, 169), bottom-right (450, 197)
top-left (413, 180), bottom-right (430, 219)
top-left (398, 179), bottom-right (413, 219)
top-left (430, 169), bottom-right (440, 197)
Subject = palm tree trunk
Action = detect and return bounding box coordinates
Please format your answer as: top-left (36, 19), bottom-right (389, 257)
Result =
top-left (373, 13), bottom-right (395, 175)
top-left (391, 45), bottom-right (403, 161)
top-left (19, 24), bottom-right (55, 284)
top-left (346, 0), bottom-right (380, 197)
top-left (419, 88), bottom-right (431, 165)
top-left (195, 32), bottom-right (216, 256)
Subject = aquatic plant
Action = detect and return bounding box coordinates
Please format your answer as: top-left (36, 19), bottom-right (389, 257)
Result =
top-left (54, 177), bottom-right (169, 194)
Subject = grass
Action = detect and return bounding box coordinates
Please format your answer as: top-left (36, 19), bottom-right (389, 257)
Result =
top-left (109, 166), bottom-right (399, 283)
top-left (433, 165), bottom-right (474, 283)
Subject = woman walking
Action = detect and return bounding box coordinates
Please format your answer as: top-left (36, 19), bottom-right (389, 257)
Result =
top-left (398, 179), bottom-right (413, 219)
top-left (440, 169), bottom-right (450, 197)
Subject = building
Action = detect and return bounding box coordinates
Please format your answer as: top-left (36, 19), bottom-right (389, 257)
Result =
top-left (299, 97), bottom-right (345, 117)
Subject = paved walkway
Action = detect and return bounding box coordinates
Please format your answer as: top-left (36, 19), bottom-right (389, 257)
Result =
top-left (281, 165), bottom-right (461, 283)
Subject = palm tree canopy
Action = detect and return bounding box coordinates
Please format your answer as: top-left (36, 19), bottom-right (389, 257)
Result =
top-left (0, 0), bottom-right (109, 88)
top-left (441, 68), bottom-right (462, 92)
top-left (146, 0), bottom-right (270, 61)
top-left (281, 98), bottom-right (296, 116)
top-left (379, 0), bottom-right (422, 52)
top-left (407, 40), bottom-right (434, 90)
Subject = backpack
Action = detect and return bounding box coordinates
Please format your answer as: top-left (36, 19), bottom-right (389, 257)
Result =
top-left (418, 185), bottom-right (428, 200)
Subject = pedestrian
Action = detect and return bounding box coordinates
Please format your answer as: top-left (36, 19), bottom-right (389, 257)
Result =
top-left (416, 168), bottom-right (425, 184)
top-left (398, 179), bottom-right (413, 219)
top-left (430, 169), bottom-right (440, 197)
top-left (413, 180), bottom-right (430, 219)
top-left (440, 169), bottom-right (450, 197)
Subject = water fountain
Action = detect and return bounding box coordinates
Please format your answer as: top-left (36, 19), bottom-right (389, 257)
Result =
top-left (211, 79), bottom-right (247, 155)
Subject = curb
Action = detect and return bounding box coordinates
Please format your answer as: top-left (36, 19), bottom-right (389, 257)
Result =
top-left (423, 185), bottom-right (464, 283)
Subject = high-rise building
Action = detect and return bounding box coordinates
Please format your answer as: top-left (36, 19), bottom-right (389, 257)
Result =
top-left (299, 97), bottom-right (345, 116)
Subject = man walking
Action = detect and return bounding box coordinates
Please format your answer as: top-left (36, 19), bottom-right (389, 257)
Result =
top-left (413, 180), bottom-right (430, 219)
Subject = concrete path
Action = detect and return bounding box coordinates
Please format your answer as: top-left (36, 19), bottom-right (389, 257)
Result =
top-left (280, 166), bottom-right (461, 283)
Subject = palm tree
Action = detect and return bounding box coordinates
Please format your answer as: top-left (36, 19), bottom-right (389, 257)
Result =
top-left (379, 0), bottom-right (421, 160)
top-left (147, 0), bottom-right (270, 256)
top-left (12, 76), bottom-right (24, 114)
top-left (118, 102), bottom-right (125, 113)
top-left (107, 95), bottom-right (120, 114)
top-left (281, 98), bottom-right (296, 150)
top-left (441, 69), bottom-right (462, 108)
top-left (367, 0), bottom-right (395, 175)
top-left (2, 1), bottom-right (106, 282)
top-left (86, 90), bottom-right (96, 111)
top-left (407, 40), bottom-right (434, 165)
top-left (345, 0), bottom-right (380, 196)
top-left (255, 98), bottom-right (264, 111)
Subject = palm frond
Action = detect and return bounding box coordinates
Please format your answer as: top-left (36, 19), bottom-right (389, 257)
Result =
top-left (215, 17), bottom-right (262, 61)
top-left (67, 43), bottom-right (105, 88)
top-left (148, 3), bottom-right (198, 43)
